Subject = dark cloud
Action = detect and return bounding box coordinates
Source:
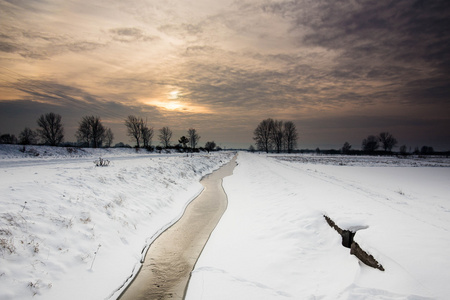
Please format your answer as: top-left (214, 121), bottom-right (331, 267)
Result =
top-left (15, 80), bottom-right (99, 104)
top-left (0, 26), bottom-right (105, 59)
top-left (403, 77), bottom-right (450, 105)
top-left (0, 41), bottom-right (17, 52)
top-left (177, 50), bottom-right (382, 111)
top-left (158, 23), bottom-right (203, 36)
top-left (109, 27), bottom-right (158, 43)
top-left (173, 62), bottom-right (288, 111)
top-left (298, 114), bottom-right (449, 130)
top-left (0, 0), bottom-right (50, 13)
top-left (66, 41), bottom-right (105, 53)
top-left (295, 0), bottom-right (450, 101)
top-left (5, 79), bottom-right (137, 122)
top-left (184, 45), bottom-right (216, 57)
top-left (21, 30), bottom-right (65, 43)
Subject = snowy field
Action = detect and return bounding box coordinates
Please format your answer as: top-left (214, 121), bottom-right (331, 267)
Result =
top-left (1, 146), bottom-right (449, 300)
top-left (186, 152), bottom-right (450, 300)
top-left (0, 145), bottom-right (234, 299)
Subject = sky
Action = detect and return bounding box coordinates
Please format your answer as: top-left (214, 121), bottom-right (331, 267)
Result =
top-left (1, 0), bottom-right (449, 150)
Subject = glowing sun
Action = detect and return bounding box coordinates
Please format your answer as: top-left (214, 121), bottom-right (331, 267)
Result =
top-left (169, 91), bottom-right (179, 100)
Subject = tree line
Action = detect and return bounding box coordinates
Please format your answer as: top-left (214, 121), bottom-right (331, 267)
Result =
top-left (343, 132), bottom-right (436, 155)
top-left (0, 112), bottom-right (218, 151)
top-left (251, 119), bottom-right (441, 155)
top-left (0, 112), bottom-right (67, 146)
top-left (123, 115), bottom-right (207, 151)
top-left (360, 132), bottom-right (397, 152)
top-left (253, 118), bottom-right (299, 153)
top-left (1, 113), bottom-right (442, 155)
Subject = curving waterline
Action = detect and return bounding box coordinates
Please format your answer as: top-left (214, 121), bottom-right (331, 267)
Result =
top-left (118, 155), bottom-right (237, 300)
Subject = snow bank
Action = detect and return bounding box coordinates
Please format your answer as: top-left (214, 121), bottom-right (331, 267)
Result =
top-left (0, 144), bottom-right (144, 159)
top-left (273, 153), bottom-right (450, 167)
top-left (186, 152), bottom-right (450, 299)
top-left (0, 145), bottom-right (234, 299)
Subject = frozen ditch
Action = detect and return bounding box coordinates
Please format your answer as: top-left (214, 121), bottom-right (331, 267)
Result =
top-left (118, 156), bottom-right (237, 300)
top-left (324, 215), bottom-right (384, 271)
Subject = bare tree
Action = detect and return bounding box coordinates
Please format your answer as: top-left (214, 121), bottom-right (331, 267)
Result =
top-left (179, 136), bottom-right (189, 148)
top-left (141, 124), bottom-right (154, 148)
top-left (283, 121), bottom-right (298, 153)
top-left (253, 118), bottom-right (274, 153)
top-left (76, 116), bottom-right (106, 148)
top-left (125, 115), bottom-right (143, 147)
top-left (19, 127), bottom-right (38, 145)
top-left (104, 128), bottom-right (114, 148)
top-left (341, 142), bottom-right (352, 154)
top-left (399, 145), bottom-right (408, 155)
top-left (188, 128), bottom-right (200, 149)
top-left (159, 126), bottom-right (172, 148)
top-left (37, 112), bottom-right (64, 146)
top-left (0, 133), bottom-right (17, 144)
top-left (378, 132), bottom-right (398, 152)
top-left (271, 120), bottom-right (284, 153)
top-left (362, 135), bottom-right (379, 152)
top-left (204, 141), bottom-right (216, 152)
top-left (421, 145), bottom-right (434, 154)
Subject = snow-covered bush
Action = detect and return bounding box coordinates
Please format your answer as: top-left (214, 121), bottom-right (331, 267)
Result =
top-left (94, 157), bottom-right (110, 167)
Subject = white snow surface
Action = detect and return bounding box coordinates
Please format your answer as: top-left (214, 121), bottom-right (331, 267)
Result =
top-left (0, 145), bottom-right (234, 299)
top-left (185, 152), bottom-right (450, 300)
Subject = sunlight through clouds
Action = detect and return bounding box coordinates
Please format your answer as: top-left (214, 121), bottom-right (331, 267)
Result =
top-left (0, 0), bottom-right (449, 149)
top-left (169, 91), bottom-right (180, 100)
top-left (141, 99), bottom-right (213, 114)
top-left (140, 87), bottom-right (213, 113)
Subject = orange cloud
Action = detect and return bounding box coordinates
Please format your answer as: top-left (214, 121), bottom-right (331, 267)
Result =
top-left (141, 99), bottom-right (213, 114)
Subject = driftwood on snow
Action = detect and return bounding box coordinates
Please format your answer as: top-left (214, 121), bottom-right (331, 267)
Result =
top-left (324, 215), bottom-right (384, 271)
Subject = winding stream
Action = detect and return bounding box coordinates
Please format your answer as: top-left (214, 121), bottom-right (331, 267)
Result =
top-left (118, 155), bottom-right (237, 300)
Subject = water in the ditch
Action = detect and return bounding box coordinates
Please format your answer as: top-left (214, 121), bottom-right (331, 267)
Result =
top-left (118, 155), bottom-right (237, 300)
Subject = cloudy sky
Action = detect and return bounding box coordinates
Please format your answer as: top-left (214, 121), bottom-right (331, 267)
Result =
top-left (1, 0), bottom-right (449, 150)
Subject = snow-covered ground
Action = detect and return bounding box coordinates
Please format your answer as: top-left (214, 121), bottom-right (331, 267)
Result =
top-left (2, 146), bottom-right (449, 299)
top-left (186, 152), bottom-right (450, 300)
top-left (0, 145), bottom-right (234, 299)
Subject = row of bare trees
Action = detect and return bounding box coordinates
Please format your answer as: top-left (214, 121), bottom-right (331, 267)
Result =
top-left (124, 115), bottom-right (202, 149)
top-left (0, 112), bottom-right (66, 146)
top-left (76, 114), bottom-right (203, 149)
top-left (253, 118), bottom-right (299, 153)
top-left (341, 133), bottom-right (436, 155)
top-left (2, 112), bottom-right (205, 149)
top-left (76, 115), bottom-right (114, 148)
top-left (0, 112), bottom-right (115, 147)
top-left (124, 116), bottom-right (153, 148)
top-left (361, 132), bottom-right (398, 152)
